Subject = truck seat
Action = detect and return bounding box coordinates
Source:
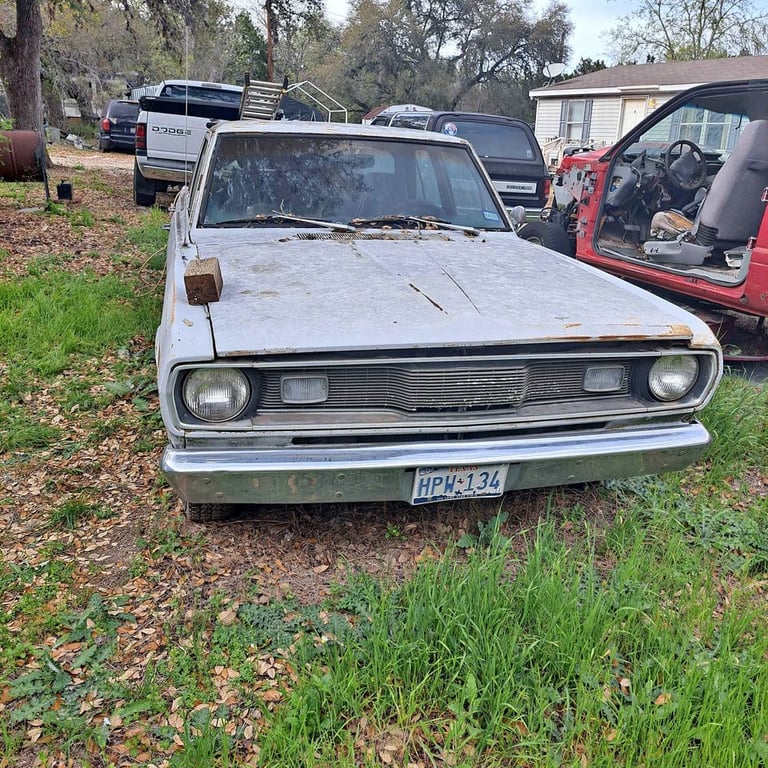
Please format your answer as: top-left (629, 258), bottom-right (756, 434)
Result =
top-left (693, 118), bottom-right (768, 248)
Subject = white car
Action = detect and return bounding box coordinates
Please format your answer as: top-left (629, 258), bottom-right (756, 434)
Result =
top-left (155, 120), bottom-right (722, 521)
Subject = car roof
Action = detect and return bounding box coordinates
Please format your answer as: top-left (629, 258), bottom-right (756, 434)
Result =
top-left (210, 119), bottom-right (474, 146)
top-left (162, 79), bottom-right (242, 92)
top-left (427, 111), bottom-right (531, 126)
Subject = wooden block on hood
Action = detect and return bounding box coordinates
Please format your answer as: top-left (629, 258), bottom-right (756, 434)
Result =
top-left (184, 257), bottom-right (222, 304)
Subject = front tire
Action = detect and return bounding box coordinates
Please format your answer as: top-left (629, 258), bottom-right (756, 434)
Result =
top-left (133, 160), bottom-right (157, 207)
top-left (184, 502), bottom-right (234, 523)
top-left (517, 221), bottom-right (573, 256)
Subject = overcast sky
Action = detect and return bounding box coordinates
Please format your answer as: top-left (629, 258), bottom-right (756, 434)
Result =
top-left (554, 0), bottom-right (633, 64)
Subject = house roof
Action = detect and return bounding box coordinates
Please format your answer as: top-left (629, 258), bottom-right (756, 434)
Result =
top-left (529, 55), bottom-right (768, 98)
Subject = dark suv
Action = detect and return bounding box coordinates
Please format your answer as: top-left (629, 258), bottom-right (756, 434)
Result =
top-left (98, 99), bottom-right (140, 152)
top-left (372, 110), bottom-right (550, 219)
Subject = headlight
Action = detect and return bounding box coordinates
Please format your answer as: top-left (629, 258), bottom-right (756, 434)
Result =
top-left (648, 355), bottom-right (699, 401)
top-left (183, 368), bottom-right (250, 422)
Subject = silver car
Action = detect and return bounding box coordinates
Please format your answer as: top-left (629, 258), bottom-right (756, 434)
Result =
top-left (155, 121), bottom-right (722, 522)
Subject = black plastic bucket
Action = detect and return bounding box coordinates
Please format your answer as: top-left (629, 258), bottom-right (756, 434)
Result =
top-left (56, 181), bottom-right (73, 200)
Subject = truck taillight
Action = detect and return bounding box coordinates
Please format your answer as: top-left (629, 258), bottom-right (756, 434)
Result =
top-left (101, 117), bottom-right (111, 132)
top-left (135, 123), bottom-right (146, 151)
top-left (543, 176), bottom-right (551, 200)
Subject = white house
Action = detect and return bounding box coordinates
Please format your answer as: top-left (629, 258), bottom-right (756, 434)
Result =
top-left (529, 55), bottom-right (768, 168)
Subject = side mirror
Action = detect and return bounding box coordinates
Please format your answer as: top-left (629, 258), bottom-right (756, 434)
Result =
top-left (508, 206), bottom-right (526, 226)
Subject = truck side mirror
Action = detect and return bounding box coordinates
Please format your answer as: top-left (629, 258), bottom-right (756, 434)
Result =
top-left (508, 206), bottom-right (526, 226)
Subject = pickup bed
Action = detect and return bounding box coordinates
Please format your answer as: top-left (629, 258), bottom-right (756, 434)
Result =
top-left (133, 80), bottom-right (243, 206)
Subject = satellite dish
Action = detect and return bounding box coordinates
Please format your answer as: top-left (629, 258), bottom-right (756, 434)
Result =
top-left (543, 62), bottom-right (566, 79)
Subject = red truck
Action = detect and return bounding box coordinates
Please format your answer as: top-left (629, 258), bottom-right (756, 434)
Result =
top-left (527, 78), bottom-right (768, 360)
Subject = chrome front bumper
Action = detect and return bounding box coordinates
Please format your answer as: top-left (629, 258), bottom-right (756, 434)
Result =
top-left (161, 422), bottom-right (710, 506)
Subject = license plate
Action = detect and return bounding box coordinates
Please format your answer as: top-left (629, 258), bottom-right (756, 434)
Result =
top-left (493, 180), bottom-right (537, 194)
top-left (411, 464), bottom-right (509, 505)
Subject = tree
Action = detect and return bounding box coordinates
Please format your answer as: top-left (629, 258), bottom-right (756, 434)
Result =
top-left (567, 57), bottom-right (607, 78)
top-left (604, 0), bottom-right (768, 63)
top-left (319, 0), bottom-right (571, 121)
top-left (0, 0), bottom-right (44, 131)
top-left (0, 0), bottom-right (257, 131)
top-left (224, 11), bottom-right (268, 82)
top-left (41, 1), bottom-right (180, 125)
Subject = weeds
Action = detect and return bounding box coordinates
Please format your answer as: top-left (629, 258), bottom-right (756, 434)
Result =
top-left (258, 517), bottom-right (768, 767)
top-left (698, 374), bottom-right (768, 484)
top-left (48, 496), bottom-right (113, 528)
top-left (2, 159), bottom-right (767, 766)
top-left (128, 207), bottom-right (170, 270)
top-left (0, 270), bottom-right (157, 380)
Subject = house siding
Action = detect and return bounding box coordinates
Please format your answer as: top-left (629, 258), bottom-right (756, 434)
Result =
top-left (534, 96), bottom-right (622, 148)
top-left (588, 97), bottom-right (622, 146)
top-left (534, 100), bottom-right (562, 143)
top-left (534, 94), bottom-right (675, 150)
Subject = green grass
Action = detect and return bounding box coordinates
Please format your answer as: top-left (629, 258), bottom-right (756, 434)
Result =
top-left (2, 177), bottom-right (767, 764)
top-left (0, 181), bottom-right (29, 204)
top-left (127, 207), bottom-right (171, 270)
top-left (43, 201), bottom-right (96, 227)
top-left (255, 514), bottom-right (768, 767)
top-left (2, 353), bottom-right (766, 765)
top-left (0, 270), bottom-right (157, 379)
top-left (3, 413), bottom-right (767, 766)
top-left (0, 266), bottom-right (160, 452)
top-left (47, 496), bottom-right (115, 528)
top-left (0, 401), bottom-right (62, 450)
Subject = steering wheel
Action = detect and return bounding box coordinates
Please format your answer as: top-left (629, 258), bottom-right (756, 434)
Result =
top-left (663, 139), bottom-right (707, 190)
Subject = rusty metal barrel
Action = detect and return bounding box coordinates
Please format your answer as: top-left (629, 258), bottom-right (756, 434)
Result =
top-left (0, 130), bottom-right (45, 181)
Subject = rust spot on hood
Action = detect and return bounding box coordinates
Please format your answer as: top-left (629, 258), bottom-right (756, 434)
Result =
top-left (409, 282), bottom-right (446, 312)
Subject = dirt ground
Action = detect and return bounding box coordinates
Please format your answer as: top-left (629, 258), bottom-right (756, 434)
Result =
top-left (2, 143), bottom-right (623, 609)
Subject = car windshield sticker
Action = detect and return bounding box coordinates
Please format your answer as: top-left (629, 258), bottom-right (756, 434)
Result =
top-left (483, 210), bottom-right (501, 221)
top-left (442, 122), bottom-right (458, 136)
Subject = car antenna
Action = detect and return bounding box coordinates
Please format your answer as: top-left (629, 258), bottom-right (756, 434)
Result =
top-left (183, 27), bottom-right (191, 189)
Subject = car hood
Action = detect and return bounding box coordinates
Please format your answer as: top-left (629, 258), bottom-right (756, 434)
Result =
top-left (191, 230), bottom-right (711, 356)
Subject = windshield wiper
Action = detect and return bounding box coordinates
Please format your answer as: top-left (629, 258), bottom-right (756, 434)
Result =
top-left (350, 215), bottom-right (480, 235)
top-left (211, 212), bottom-right (356, 232)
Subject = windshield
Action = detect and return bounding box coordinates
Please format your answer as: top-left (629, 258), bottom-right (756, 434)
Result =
top-left (109, 101), bottom-right (139, 119)
top-left (441, 120), bottom-right (539, 161)
top-left (159, 84), bottom-right (242, 104)
top-left (198, 134), bottom-right (508, 231)
top-left (628, 93), bottom-right (752, 161)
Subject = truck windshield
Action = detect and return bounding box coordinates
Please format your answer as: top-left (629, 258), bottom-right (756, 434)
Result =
top-left (159, 84), bottom-right (241, 104)
top-left (199, 134), bottom-right (509, 231)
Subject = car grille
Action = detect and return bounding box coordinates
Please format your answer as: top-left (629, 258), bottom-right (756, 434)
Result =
top-left (258, 360), bottom-right (631, 413)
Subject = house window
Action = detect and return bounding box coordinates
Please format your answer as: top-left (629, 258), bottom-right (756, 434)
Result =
top-left (678, 106), bottom-right (730, 151)
top-left (559, 99), bottom-right (593, 144)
